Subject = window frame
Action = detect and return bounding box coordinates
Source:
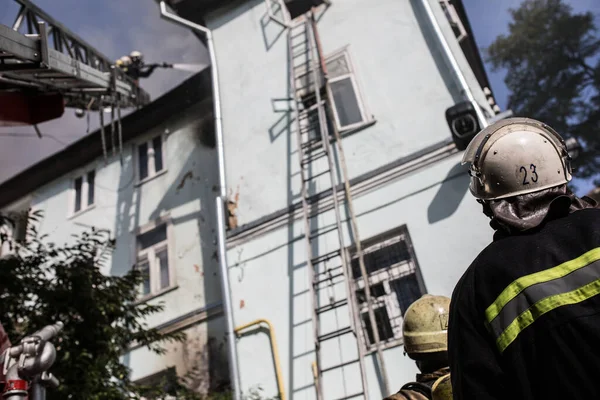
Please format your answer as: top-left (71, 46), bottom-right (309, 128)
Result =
top-left (133, 216), bottom-right (177, 301)
top-left (0, 208), bottom-right (30, 257)
top-left (325, 46), bottom-right (372, 133)
top-left (69, 169), bottom-right (96, 217)
top-left (439, 0), bottom-right (467, 42)
top-left (346, 225), bottom-right (427, 353)
top-left (136, 133), bottom-right (168, 185)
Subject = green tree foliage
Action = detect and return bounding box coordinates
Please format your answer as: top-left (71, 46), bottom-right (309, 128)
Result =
top-left (0, 211), bottom-right (202, 399)
top-left (486, 0), bottom-right (600, 180)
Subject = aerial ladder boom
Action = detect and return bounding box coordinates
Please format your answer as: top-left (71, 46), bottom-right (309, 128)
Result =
top-left (0, 0), bottom-right (150, 125)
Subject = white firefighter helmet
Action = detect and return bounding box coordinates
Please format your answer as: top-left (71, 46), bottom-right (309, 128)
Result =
top-left (402, 294), bottom-right (450, 358)
top-left (461, 117), bottom-right (572, 201)
top-left (119, 55), bottom-right (132, 66)
top-left (130, 51), bottom-right (143, 62)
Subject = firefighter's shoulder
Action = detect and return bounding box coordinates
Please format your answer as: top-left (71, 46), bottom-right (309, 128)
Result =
top-left (431, 373), bottom-right (452, 400)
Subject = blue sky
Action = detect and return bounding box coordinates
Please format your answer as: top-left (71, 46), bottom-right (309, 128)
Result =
top-left (0, 0), bottom-right (598, 194)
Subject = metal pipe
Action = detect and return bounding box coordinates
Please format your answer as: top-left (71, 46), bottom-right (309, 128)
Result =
top-left (235, 319), bottom-right (285, 400)
top-left (158, 1), bottom-right (227, 198)
top-left (419, 0), bottom-right (488, 129)
top-left (216, 198), bottom-right (242, 400)
top-left (158, 4), bottom-right (240, 400)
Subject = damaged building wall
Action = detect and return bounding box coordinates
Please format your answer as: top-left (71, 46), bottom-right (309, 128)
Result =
top-left (205, 0), bottom-right (493, 227)
top-left (6, 100), bottom-right (227, 391)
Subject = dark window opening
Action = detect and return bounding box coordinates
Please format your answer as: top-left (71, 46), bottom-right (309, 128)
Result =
top-left (87, 171), bottom-right (95, 206)
top-left (152, 136), bottom-right (164, 172)
top-left (284, 0), bottom-right (325, 20)
top-left (330, 77), bottom-right (363, 127)
top-left (137, 224), bottom-right (167, 251)
top-left (351, 240), bottom-right (411, 279)
top-left (356, 282), bottom-right (386, 304)
top-left (74, 177), bottom-right (83, 213)
top-left (390, 274), bottom-right (424, 315)
top-left (362, 307), bottom-right (394, 345)
top-left (138, 142), bottom-right (148, 180)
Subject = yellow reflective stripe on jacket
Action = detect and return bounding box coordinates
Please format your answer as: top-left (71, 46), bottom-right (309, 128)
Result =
top-left (496, 278), bottom-right (600, 352)
top-left (484, 247), bottom-right (600, 353)
top-left (485, 247), bottom-right (600, 324)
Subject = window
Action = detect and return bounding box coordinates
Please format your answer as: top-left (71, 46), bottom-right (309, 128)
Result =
top-left (0, 210), bottom-right (28, 257)
top-left (325, 49), bottom-right (371, 132)
top-left (298, 47), bottom-right (372, 145)
top-left (138, 135), bottom-right (165, 182)
top-left (282, 0), bottom-right (326, 20)
top-left (349, 226), bottom-right (426, 351)
top-left (72, 170), bottom-right (95, 215)
top-left (136, 367), bottom-right (178, 400)
top-left (439, 0), bottom-right (467, 42)
top-left (136, 222), bottom-right (173, 298)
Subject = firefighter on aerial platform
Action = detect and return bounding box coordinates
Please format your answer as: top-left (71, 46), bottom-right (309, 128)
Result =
top-left (449, 118), bottom-right (600, 400)
top-left (115, 51), bottom-right (172, 83)
top-left (384, 295), bottom-right (453, 400)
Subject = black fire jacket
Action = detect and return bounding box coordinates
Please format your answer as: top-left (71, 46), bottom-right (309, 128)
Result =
top-left (449, 208), bottom-right (600, 399)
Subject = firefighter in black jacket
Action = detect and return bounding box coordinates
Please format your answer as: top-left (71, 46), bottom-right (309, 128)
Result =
top-left (449, 117), bottom-right (600, 399)
top-left (384, 295), bottom-right (452, 400)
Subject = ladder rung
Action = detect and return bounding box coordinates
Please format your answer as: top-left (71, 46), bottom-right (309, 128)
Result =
top-left (303, 169), bottom-right (330, 182)
top-left (313, 271), bottom-right (345, 287)
top-left (309, 225), bottom-right (338, 241)
top-left (298, 122), bottom-right (321, 135)
top-left (320, 358), bottom-right (361, 373)
top-left (316, 299), bottom-right (348, 315)
top-left (333, 392), bottom-right (365, 400)
top-left (310, 249), bottom-right (341, 266)
top-left (293, 51), bottom-right (311, 59)
top-left (301, 138), bottom-right (321, 150)
top-left (318, 326), bottom-right (353, 342)
top-left (292, 40), bottom-right (309, 49)
top-left (291, 30), bottom-right (307, 39)
top-left (301, 150), bottom-right (327, 165)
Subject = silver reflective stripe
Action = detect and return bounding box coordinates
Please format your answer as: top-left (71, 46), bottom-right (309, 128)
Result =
top-left (488, 258), bottom-right (600, 339)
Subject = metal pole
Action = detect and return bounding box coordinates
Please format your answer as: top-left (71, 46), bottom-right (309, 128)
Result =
top-left (29, 381), bottom-right (45, 400)
top-left (419, 0), bottom-right (488, 129)
top-left (310, 12), bottom-right (388, 396)
top-left (158, 4), bottom-right (241, 400)
top-left (158, 1), bottom-right (227, 198)
top-left (216, 197), bottom-right (242, 400)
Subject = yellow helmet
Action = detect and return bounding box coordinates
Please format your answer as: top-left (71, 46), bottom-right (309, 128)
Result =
top-left (402, 294), bottom-right (450, 358)
top-left (432, 374), bottom-right (453, 400)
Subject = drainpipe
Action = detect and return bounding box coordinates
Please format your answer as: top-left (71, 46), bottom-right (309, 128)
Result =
top-left (157, 3), bottom-right (241, 400)
top-left (419, 0), bottom-right (488, 129)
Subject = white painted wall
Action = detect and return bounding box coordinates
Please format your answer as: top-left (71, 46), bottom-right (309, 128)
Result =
top-left (4, 105), bottom-right (226, 385)
top-left (226, 152), bottom-right (493, 400)
top-left (207, 0), bottom-right (493, 226)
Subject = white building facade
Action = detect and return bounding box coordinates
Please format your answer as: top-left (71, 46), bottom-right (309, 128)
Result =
top-left (163, 0), bottom-right (502, 399)
top-left (0, 71), bottom-right (231, 395)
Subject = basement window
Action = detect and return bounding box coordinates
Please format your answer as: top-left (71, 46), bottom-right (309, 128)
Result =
top-left (71, 170), bottom-right (95, 215)
top-left (349, 226), bottom-right (426, 351)
top-left (138, 135), bottom-right (166, 182)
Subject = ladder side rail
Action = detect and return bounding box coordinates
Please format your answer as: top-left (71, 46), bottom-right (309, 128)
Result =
top-left (288, 19), bottom-right (325, 400)
top-left (306, 11), bottom-right (369, 400)
top-left (309, 12), bottom-right (390, 397)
